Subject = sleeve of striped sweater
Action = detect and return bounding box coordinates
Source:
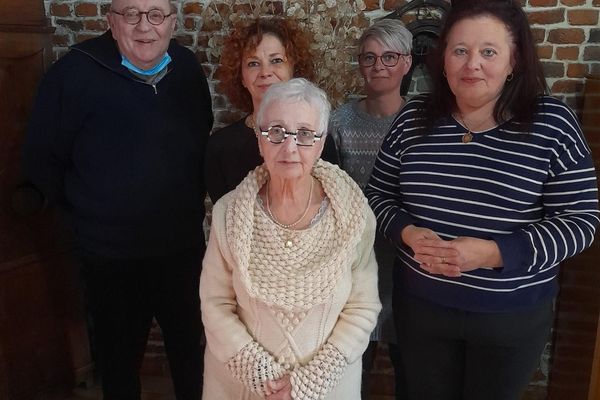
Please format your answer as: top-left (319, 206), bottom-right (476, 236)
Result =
top-left (491, 103), bottom-right (599, 274)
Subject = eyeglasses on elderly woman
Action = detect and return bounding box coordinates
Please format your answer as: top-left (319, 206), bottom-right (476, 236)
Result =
top-left (259, 126), bottom-right (323, 146)
top-left (110, 8), bottom-right (173, 25)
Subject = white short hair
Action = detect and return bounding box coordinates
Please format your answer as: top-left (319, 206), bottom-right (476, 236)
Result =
top-left (256, 78), bottom-right (331, 135)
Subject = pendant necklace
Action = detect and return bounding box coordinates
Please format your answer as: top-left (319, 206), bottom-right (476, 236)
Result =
top-left (462, 127), bottom-right (473, 144)
top-left (457, 113), bottom-right (493, 144)
top-left (266, 178), bottom-right (314, 247)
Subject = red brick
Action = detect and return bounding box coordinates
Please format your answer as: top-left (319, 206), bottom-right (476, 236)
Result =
top-left (84, 19), bottom-right (107, 31)
top-left (531, 28), bottom-right (547, 44)
top-left (74, 3), bottom-right (98, 17)
top-left (364, 0), bottom-right (380, 11)
top-left (383, 0), bottom-right (408, 10)
top-left (196, 33), bottom-right (209, 47)
top-left (555, 46), bottom-right (579, 60)
top-left (547, 28), bottom-right (585, 44)
top-left (215, 3), bottom-right (230, 16)
top-left (537, 45), bottom-right (554, 59)
top-left (551, 79), bottom-right (585, 93)
top-left (583, 46), bottom-right (600, 61)
top-left (529, 0), bottom-right (557, 5)
top-left (567, 63), bottom-right (589, 78)
top-left (182, 2), bottom-right (202, 14)
top-left (202, 18), bottom-right (222, 32)
top-left (543, 61), bottom-right (565, 77)
top-left (528, 9), bottom-right (565, 25)
top-left (232, 3), bottom-right (253, 14)
top-left (183, 17), bottom-right (195, 31)
top-left (561, 0), bottom-right (586, 5)
top-left (568, 9), bottom-right (599, 25)
top-left (50, 3), bottom-right (71, 17)
top-left (52, 34), bottom-right (70, 46)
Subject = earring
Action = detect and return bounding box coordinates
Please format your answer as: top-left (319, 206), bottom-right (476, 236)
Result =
top-left (443, 70), bottom-right (447, 78)
top-left (506, 73), bottom-right (513, 82)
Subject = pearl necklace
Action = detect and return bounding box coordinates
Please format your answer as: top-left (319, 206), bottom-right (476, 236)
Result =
top-left (266, 177), bottom-right (314, 229)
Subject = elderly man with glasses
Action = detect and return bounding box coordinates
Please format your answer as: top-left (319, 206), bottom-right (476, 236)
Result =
top-left (23, 0), bottom-right (213, 398)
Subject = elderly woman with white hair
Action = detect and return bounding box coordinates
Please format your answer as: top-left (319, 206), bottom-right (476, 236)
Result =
top-left (200, 78), bottom-right (381, 400)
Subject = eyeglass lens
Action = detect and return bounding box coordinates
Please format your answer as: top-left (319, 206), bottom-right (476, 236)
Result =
top-left (120, 9), bottom-right (168, 25)
top-left (359, 52), bottom-right (402, 67)
top-left (267, 127), bottom-right (318, 146)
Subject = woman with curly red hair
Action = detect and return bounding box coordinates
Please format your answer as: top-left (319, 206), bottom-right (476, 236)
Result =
top-left (205, 17), bottom-right (339, 204)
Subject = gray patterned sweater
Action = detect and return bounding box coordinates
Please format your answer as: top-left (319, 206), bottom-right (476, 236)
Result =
top-left (329, 99), bottom-right (402, 342)
top-left (329, 100), bottom-right (399, 190)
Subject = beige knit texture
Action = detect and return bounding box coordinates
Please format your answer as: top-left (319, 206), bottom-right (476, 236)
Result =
top-left (225, 159), bottom-right (368, 311)
top-left (227, 341), bottom-right (286, 396)
top-left (290, 343), bottom-right (348, 400)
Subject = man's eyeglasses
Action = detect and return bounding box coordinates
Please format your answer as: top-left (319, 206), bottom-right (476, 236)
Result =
top-left (111, 8), bottom-right (174, 25)
top-left (358, 52), bottom-right (408, 68)
top-left (259, 126), bottom-right (323, 147)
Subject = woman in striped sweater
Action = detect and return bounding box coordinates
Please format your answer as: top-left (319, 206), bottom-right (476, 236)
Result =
top-left (365, 1), bottom-right (599, 399)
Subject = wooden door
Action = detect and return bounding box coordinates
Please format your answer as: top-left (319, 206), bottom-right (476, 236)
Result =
top-left (590, 313), bottom-right (600, 400)
top-left (0, 0), bottom-right (93, 398)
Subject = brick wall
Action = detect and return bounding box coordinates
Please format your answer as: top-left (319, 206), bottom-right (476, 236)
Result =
top-left (44, 0), bottom-right (600, 123)
top-left (40, 0), bottom-right (600, 396)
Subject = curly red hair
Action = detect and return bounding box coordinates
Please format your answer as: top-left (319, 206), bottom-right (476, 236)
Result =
top-left (216, 17), bottom-right (316, 113)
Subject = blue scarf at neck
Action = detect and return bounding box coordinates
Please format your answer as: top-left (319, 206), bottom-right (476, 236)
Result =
top-left (121, 53), bottom-right (172, 76)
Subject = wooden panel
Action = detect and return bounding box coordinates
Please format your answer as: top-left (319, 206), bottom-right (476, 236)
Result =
top-left (0, 255), bottom-right (74, 399)
top-left (584, 74), bottom-right (600, 400)
top-left (0, 2), bottom-right (93, 397)
top-left (549, 74), bottom-right (600, 400)
top-left (0, 32), bottom-right (59, 263)
top-left (590, 313), bottom-right (600, 400)
top-left (0, 0), bottom-right (47, 27)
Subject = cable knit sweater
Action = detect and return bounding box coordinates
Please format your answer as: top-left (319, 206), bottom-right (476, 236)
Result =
top-left (200, 159), bottom-right (381, 400)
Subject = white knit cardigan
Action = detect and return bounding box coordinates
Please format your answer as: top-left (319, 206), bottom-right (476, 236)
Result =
top-left (200, 160), bottom-right (381, 400)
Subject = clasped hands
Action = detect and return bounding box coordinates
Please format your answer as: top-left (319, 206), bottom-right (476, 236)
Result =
top-left (265, 375), bottom-right (292, 400)
top-left (401, 225), bottom-right (502, 277)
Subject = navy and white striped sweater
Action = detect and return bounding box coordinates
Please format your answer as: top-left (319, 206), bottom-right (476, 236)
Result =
top-left (365, 95), bottom-right (599, 312)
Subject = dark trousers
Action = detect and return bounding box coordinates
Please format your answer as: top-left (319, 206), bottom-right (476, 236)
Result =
top-left (79, 247), bottom-right (204, 400)
top-left (394, 293), bottom-right (553, 400)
